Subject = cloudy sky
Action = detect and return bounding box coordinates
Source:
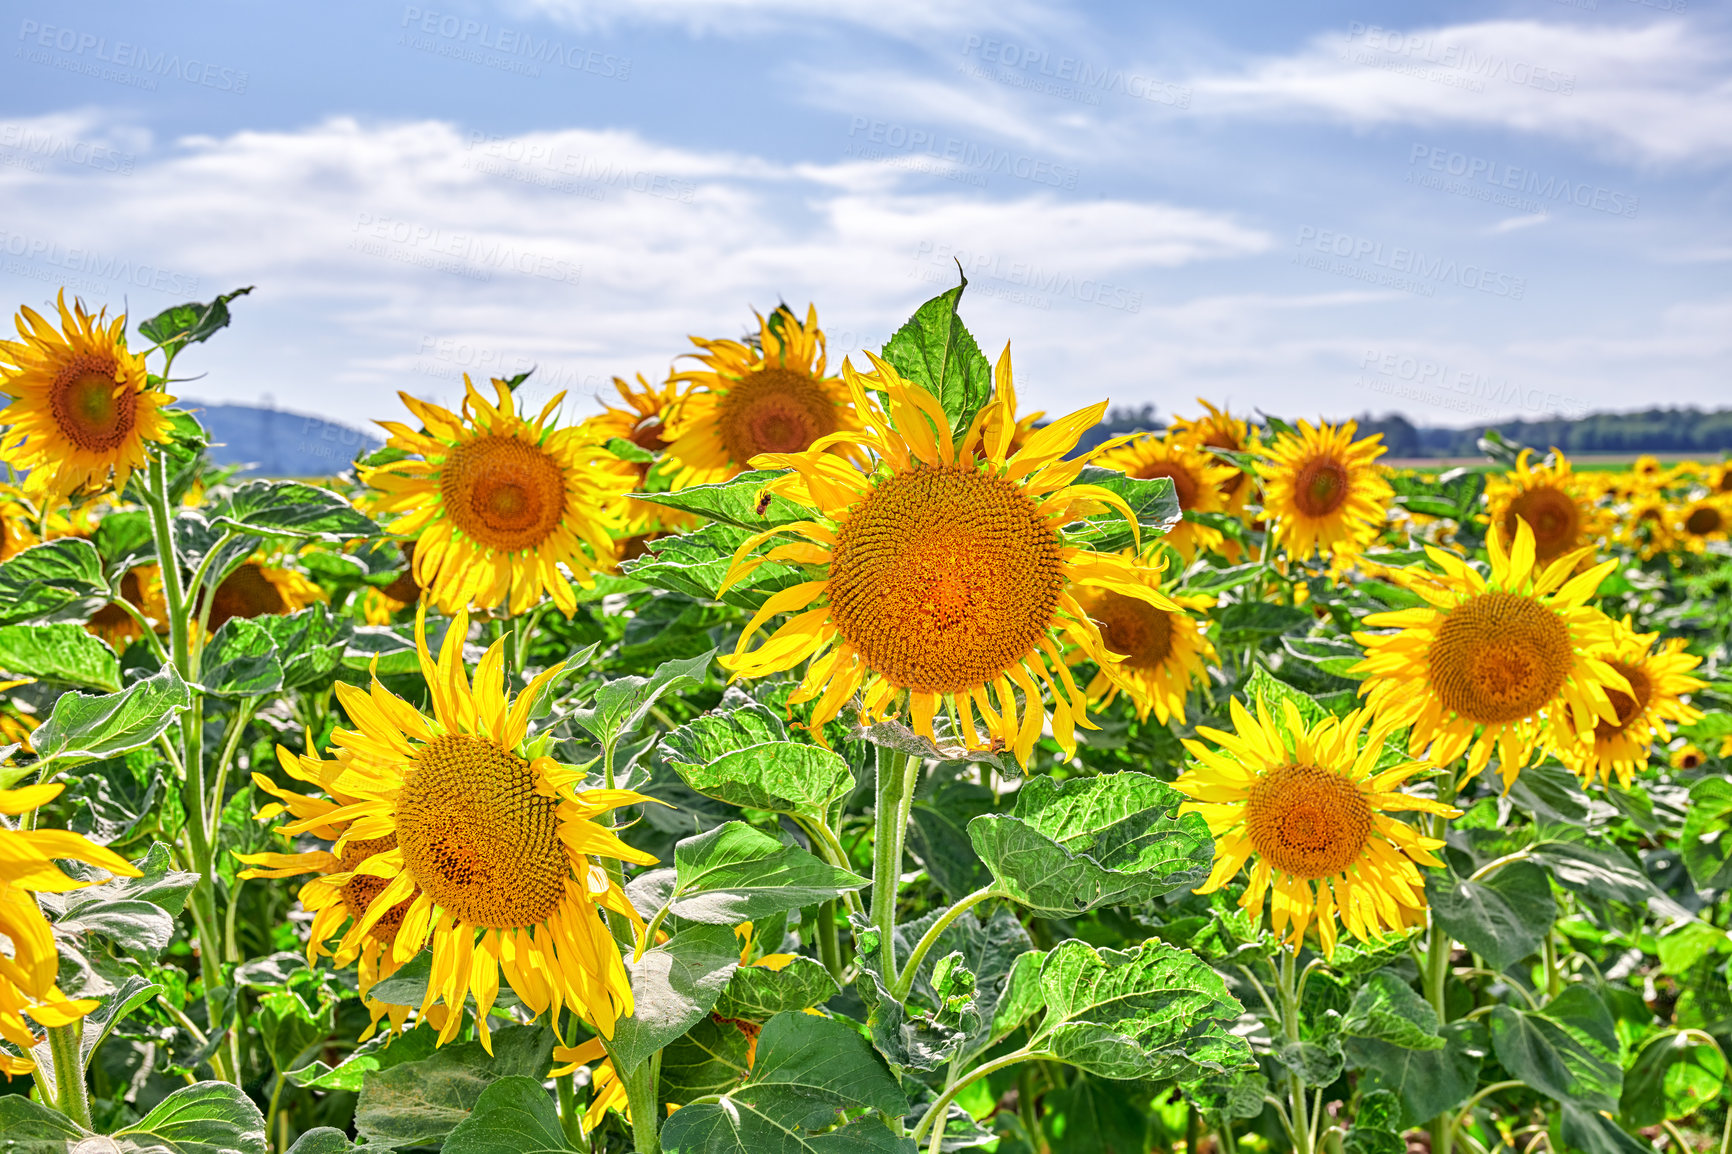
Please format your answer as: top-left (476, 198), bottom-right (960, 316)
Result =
top-left (1, 0), bottom-right (1727, 440)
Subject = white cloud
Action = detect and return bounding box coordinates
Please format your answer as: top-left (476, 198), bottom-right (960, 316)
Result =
top-left (1191, 19), bottom-right (1732, 167)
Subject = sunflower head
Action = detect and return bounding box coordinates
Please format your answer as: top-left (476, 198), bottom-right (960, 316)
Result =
top-left (200, 559), bottom-right (324, 632)
top-left (662, 304), bottom-right (862, 488)
top-left (1095, 433), bottom-right (1235, 560)
top-left (1258, 419), bottom-right (1392, 563)
top-left (1074, 558), bottom-right (1217, 725)
top-left (1555, 617), bottom-right (1703, 788)
top-left (1675, 495), bottom-right (1732, 552)
top-left (0, 291), bottom-right (175, 505)
top-left (582, 373), bottom-right (685, 458)
top-left (1168, 399), bottom-right (1256, 510)
top-left (1485, 450), bottom-right (1608, 567)
top-left (1174, 696), bottom-right (1456, 957)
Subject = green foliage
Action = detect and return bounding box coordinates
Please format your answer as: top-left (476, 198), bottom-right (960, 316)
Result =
top-left (878, 273), bottom-right (993, 437)
top-left (31, 667), bottom-right (192, 768)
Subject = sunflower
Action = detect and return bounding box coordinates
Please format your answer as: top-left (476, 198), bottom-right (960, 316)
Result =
top-left (253, 606), bottom-right (656, 1050)
top-left (363, 377), bottom-right (630, 617)
top-left (717, 350), bottom-right (1179, 767)
top-left (662, 305), bottom-right (862, 489)
top-left (582, 373), bottom-right (684, 457)
top-left (1095, 434), bottom-right (1236, 560)
top-left (85, 565), bottom-right (167, 648)
top-left (1554, 618), bottom-right (1703, 788)
top-left (0, 292), bottom-right (174, 505)
top-left (1168, 399), bottom-right (1256, 512)
top-left (1351, 522), bottom-right (1627, 789)
top-left (1258, 419), bottom-right (1392, 563)
top-left (1617, 493), bottom-right (1675, 560)
top-left (0, 486), bottom-right (39, 562)
top-left (1704, 462), bottom-right (1732, 496)
top-left (198, 558), bottom-right (324, 633)
top-left (1074, 565), bottom-right (1217, 725)
top-left (0, 782), bottom-right (140, 1076)
top-left (1673, 495), bottom-right (1732, 553)
top-left (1669, 743), bottom-right (1706, 771)
top-left (1174, 697), bottom-right (1456, 957)
top-left (1485, 450), bottom-right (1610, 567)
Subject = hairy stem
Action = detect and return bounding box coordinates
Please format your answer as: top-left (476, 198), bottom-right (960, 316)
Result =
top-left (870, 745), bottom-right (919, 977)
top-left (46, 1019), bottom-right (90, 1129)
top-left (892, 886), bottom-right (1004, 1000)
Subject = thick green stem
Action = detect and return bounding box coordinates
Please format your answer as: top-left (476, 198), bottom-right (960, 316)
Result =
top-left (1276, 947), bottom-right (1312, 1154)
top-left (1425, 771), bottom-right (1460, 1154)
top-left (1541, 932), bottom-right (1563, 1002)
top-left (891, 886), bottom-right (1004, 1000)
top-left (621, 1052), bottom-right (661, 1154)
top-left (816, 898), bottom-right (843, 980)
top-left (46, 1019), bottom-right (90, 1129)
top-left (870, 746), bottom-right (918, 976)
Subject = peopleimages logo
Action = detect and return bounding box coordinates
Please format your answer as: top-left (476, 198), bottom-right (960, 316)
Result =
top-left (398, 8), bottom-right (630, 80)
top-left (845, 118), bottom-right (1080, 191)
top-left (1293, 226), bottom-right (1526, 300)
top-left (1342, 23), bottom-right (1576, 95)
top-left (0, 229), bottom-right (200, 295)
top-left (15, 19), bottom-right (249, 93)
top-left (1407, 145), bottom-right (1639, 219)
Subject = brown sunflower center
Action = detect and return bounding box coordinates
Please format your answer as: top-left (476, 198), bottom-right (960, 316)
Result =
top-left (1718, 472), bottom-right (1732, 494)
top-left (1685, 506), bottom-right (1723, 536)
top-left (715, 367), bottom-right (839, 463)
top-left (439, 435), bottom-right (567, 552)
top-left (1090, 592), bottom-right (1176, 670)
top-left (629, 415), bottom-right (669, 452)
top-left (1244, 763), bottom-right (1375, 879)
top-left (206, 562), bottom-right (286, 631)
top-left (1428, 591), bottom-right (1572, 724)
top-left (339, 834), bottom-right (415, 943)
top-left (395, 734), bottom-right (565, 929)
top-left (1502, 485), bottom-right (1582, 562)
top-left (1293, 455), bottom-right (1349, 518)
top-left (50, 357), bottom-right (136, 452)
top-left (826, 465), bottom-right (1064, 694)
top-left (1594, 660), bottom-right (1652, 741)
top-left (1134, 461), bottom-right (1200, 510)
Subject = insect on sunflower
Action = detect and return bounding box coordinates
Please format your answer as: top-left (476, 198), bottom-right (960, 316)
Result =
top-left (1173, 697), bottom-right (1457, 958)
top-left (1258, 418), bottom-right (1392, 563)
top-left (1485, 449), bottom-right (1610, 567)
top-left (245, 607), bottom-right (657, 1049)
top-left (0, 291), bottom-right (175, 506)
top-left (1554, 617), bottom-right (1704, 788)
top-left (716, 349), bottom-right (1178, 767)
top-left (662, 304), bottom-right (864, 489)
top-left (363, 376), bottom-right (631, 616)
top-left (1351, 521), bottom-right (1627, 790)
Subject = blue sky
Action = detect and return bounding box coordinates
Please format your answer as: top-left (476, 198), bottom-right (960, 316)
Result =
top-left (2, 0), bottom-right (1726, 440)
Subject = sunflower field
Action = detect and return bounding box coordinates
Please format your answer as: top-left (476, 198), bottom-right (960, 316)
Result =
top-left (2, 280), bottom-right (1732, 1154)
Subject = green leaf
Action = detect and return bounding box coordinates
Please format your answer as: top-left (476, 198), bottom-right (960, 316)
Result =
top-left (1275, 1039), bottom-right (1344, 1088)
top-left (0, 537), bottom-right (107, 625)
top-left (212, 480), bottom-right (380, 541)
top-left (138, 286), bottom-right (254, 352)
top-left (715, 956), bottom-right (840, 1020)
top-left (1530, 839), bottom-right (1658, 907)
top-left (671, 822), bottom-right (868, 923)
top-left (573, 649), bottom-right (715, 752)
top-left (440, 1076), bottom-right (577, 1154)
top-left (256, 604), bottom-right (351, 690)
top-left (1026, 938), bottom-right (1249, 1080)
top-left (878, 273), bottom-right (992, 437)
top-left (661, 1015), bottom-right (755, 1104)
top-left (1347, 1021), bottom-right (1487, 1128)
top-left (1619, 1030), bottom-right (1726, 1127)
top-left (1339, 971), bottom-right (1443, 1051)
top-left (31, 667), bottom-right (192, 768)
top-left (284, 1129), bottom-right (356, 1154)
top-left (287, 1022), bottom-right (440, 1091)
top-left (1042, 1074), bottom-right (1150, 1154)
top-left (663, 689), bottom-right (855, 819)
top-left (907, 767), bottom-right (995, 901)
top-left (1656, 920), bottom-right (1729, 977)
top-left (199, 617), bottom-right (285, 696)
top-left (632, 469), bottom-right (811, 530)
top-left (0, 1094), bottom-right (85, 1148)
top-left (353, 1024), bottom-right (557, 1149)
top-left (1487, 986), bottom-right (1622, 1112)
top-left (1060, 468), bottom-right (1180, 554)
top-left (80, 973), bottom-right (164, 1069)
top-left (1426, 859), bottom-right (1556, 970)
top-left (1681, 777), bottom-right (1732, 891)
top-left (258, 987), bottom-right (333, 1074)
top-left (113, 1080), bottom-right (268, 1154)
top-left (607, 923), bottom-right (742, 1072)
top-left (661, 1012), bottom-right (912, 1154)
top-left (1556, 1104), bottom-right (1652, 1154)
top-left (626, 522), bottom-right (808, 610)
top-left (967, 772), bottom-right (1213, 917)
top-left (1342, 1090), bottom-right (1405, 1154)
top-left (0, 622), bottom-right (119, 690)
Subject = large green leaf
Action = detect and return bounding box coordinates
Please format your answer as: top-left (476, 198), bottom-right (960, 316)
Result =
top-left (287, 1023), bottom-right (440, 1091)
top-left (211, 480), bottom-right (379, 541)
top-left (572, 649), bottom-right (714, 752)
top-left (1619, 1030), bottom-right (1726, 1127)
top-left (1346, 1021), bottom-right (1487, 1128)
top-left (138, 286), bottom-right (254, 353)
top-left (907, 767), bottom-right (995, 901)
top-left (439, 1076), bottom-right (577, 1154)
top-left (1426, 859), bottom-right (1556, 970)
top-left (1042, 1074), bottom-right (1150, 1154)
top-left (256, 603), bottom-right (352, 690)
top-left (1487, 986), bottom-right (1622, 1112)
top-left (1339, 971), bottom-right (1444, 1051)
top-left (0, 537), bottom-right (107, 625)
top-left (31, 667), bottom-right (192, 768)
top-left (1680, 778), bottom-right (1732, 891)
top-left (353, 1025), bottom-right (557, 1149)
top-left (632, 469), bottom-right (811, 531)
top-left (967, 772), bottom-right (1212, 916)
top-left (199, 617), bottom-right (285, 696)
top-left (113, 1080), bottom-right (268, 1154)
top-left (626, 522), bottom-right (808, 609)
top-left (0, 1095), bottom-right (85, 1148)
top-left (1556, 1104), bottom-right (1652, 1154)
top-left (670, 822), bottom-right (867, 923)
top-left (1025, 938), bottom-right (1249, 1080)
top-left (1060, 468), bottom-right (1180, 553)
top-left (0, 622), bottom-right (119, 690)
top-left (663, 689), bottom-right (855, 818)
top-left (607, 923), bottom-right (741, 1072)
top-left (258, 986), bottom-right (333, 1075)
top-left (660, 1012), bottom-right (912, 1154)
top-left (284, 1130), bottom-right (357, 1154)
top-left (877, 274), bottom-right (992, 437)
top-left (714, 956), bottom-right (840, 1020)
top-left (661, 1015), bottom-right (755, 1105)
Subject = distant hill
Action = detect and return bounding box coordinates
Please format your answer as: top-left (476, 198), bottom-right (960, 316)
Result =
top-left (185, 401), bottom-right (380, 477)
